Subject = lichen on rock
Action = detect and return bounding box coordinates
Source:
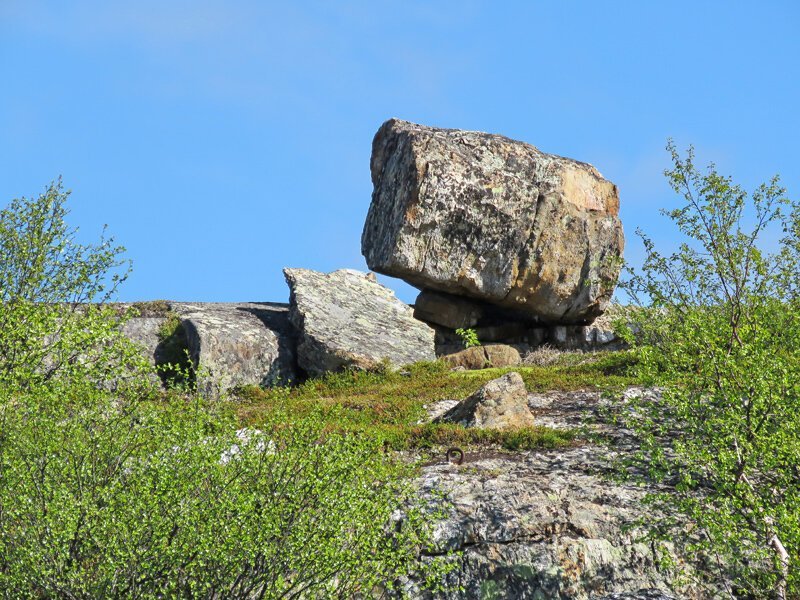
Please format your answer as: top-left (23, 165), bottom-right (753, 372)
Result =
top-left (284, 268), bottom-right (436, 377)
top-left (436, 372), bottom-right (534, 429)
top-left (173, 302), bottom-right (297, 397)
top-left (362, 119), bottom-right (625, 324)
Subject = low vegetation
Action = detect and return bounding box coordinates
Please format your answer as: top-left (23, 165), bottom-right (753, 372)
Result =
top-left (617, 141), bottom-right (800, 599)
top-left (0, 182), bottom-right (447, 598)
top-left (234, 351), bottom-right (639, 453)
top-left (1, 381), bottom-right (448, 598)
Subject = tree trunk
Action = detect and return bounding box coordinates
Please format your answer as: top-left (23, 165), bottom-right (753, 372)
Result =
top-left (770, 533), bottom-right (789, 600)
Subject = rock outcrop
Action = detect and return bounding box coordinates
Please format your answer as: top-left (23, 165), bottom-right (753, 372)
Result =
top-left (174, 302), bottom-right (297, 397)
top-left (121, 302), bottom-right (297, 397)
top-left (362, 119), bottom-right (624, 324)
top-left (414, 389), bottom-right (709, 599)
top-left (117, 120), bottom-right (628, 386)
top-left (435, 372), bottom-right (534, 429)
top-left (284, 268), bottom-right (436, 377)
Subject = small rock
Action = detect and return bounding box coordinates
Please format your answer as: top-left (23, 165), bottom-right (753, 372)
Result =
top-left (436, 372), bottom-right (535, 429)
top-left (441, 344), bottom-right (521, 370)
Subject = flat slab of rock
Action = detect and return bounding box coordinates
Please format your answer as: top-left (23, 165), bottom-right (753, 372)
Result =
top-left (362, 119), bottom-right (624, 323)
top-left (441, 344), bottom-right (521, 370)
top-left (172, 302), bottom-right (297, 397)
top-left (414, 388), bottom-right (709, 599)
top-left (436, 372), bottom-right (534, 429)
top-left (284, 268), bottom-right (435, 377)
top-left (413, 289), bottom-right (485, 330)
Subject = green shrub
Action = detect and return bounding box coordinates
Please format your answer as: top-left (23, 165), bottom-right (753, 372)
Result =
top-left (0, 179), bottom-right (135, 389)
top-left (618, 141), bottom-right (800, 598)
top-left (0, 181), bottom-right (447, 598)
top-left (455, 327), bottom-right (481, 349)
top-left (0, 381), bottom-right (440, 598)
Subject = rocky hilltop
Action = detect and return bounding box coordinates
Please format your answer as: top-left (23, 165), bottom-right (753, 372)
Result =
top-left (123, 119), bottom-right (626, 392)
top-left (114, 121), bottom-right (691, 598)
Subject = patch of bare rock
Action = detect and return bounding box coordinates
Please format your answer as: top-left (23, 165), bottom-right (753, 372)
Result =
top-left (409, 387), bottom-right (710, 599)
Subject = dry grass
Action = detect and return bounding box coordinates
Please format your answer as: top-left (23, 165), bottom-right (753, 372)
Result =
top-left (523, 344), bottom-right (595, 367)
top-left (523, 344), bottom-right (565, 366)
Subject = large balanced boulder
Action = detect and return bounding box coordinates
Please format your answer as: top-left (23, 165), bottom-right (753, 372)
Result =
top-left (362, 119), bottom-right (624, 324)
top-left (436, 372), bottom-right (534, 429)
top-left (284, 268), bottom-right (436, 377)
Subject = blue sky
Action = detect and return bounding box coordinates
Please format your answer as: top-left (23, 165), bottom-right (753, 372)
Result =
top-left (2, 1), bottom-right (798, 303)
